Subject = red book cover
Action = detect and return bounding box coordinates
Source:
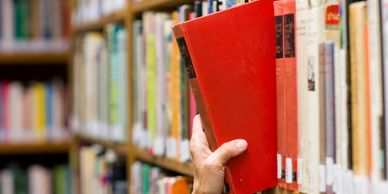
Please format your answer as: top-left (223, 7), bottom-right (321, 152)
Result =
top-left (172, 0), bottom-right (278, 193)
top-left (274, 0), bottom-right (287, 189)
top-left (282, 0), bottom-right (298, 191)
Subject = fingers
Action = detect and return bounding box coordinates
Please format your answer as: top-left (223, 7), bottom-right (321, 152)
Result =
top-left (190, 115), bottom-right (211, 161)
top-left (208, 139), bottom-right (248, 165)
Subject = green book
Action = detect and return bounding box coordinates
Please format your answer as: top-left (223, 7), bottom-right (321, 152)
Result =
top-left (107, 24), bottom-right (120, 140)
top-left (142, 164), bottom-right (151, 194)
top-left (15, 0), bottom-right (29, 40)
top-left (9, 164), bottom-right (27, 194)
top-left (54, 165), bottom-right (65, 194)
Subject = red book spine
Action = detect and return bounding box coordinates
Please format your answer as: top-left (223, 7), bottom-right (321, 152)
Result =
top-left (283, 0), bottom-right (298, 191)
top-left (274, 0), bottom-right (287, 188)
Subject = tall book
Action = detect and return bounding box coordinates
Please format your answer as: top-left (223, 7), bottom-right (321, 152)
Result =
top-left (349, 2), bottom-right (370, 193)
top-left (382, 0), bottom-right (388, 181)
top-left (296, 0), bottom-right (325, 193)
top-left (282, 0), bottom-right (298, 190)
top-left (274, 0), bottom-right (287, 187)
top-left (368, 0), bottom-right (385, 184)
top-left (173, 1), bottom-right (277, 193)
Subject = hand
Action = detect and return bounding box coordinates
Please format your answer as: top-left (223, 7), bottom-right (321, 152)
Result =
top-left (190, 115), bottom-right (248, 194)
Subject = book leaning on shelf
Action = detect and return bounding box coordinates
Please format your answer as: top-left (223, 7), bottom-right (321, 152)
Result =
top-left (0, 163), bottom-right (73, 194)
top-left (0, 80), bottom-right (69, 143)
top-left (0, 0), bottom-right (70, 53)
top-left (71, 24), bottom-right (128, 143)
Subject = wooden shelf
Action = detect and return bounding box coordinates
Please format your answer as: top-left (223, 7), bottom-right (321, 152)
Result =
top-left (133, 146), bottom-right (193, 176)
top-left (131, 0), bottom-right (195, 13)
top-left (73, 10), bottom-right (126, 33)
top-left (0, 141), bottom-right (71, 155)
top-left (0, 53), bottom-right (69, 65)
top-left (74, 134), bottom-right (128, 156)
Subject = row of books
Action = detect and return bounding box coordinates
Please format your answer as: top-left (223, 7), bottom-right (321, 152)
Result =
top-left (0, 80), bottom-right (69, 143)
top-left (0, 163), bottom-right (72, 194)
top-left (71, 24), bottom-right (128, 143)
top-left (79, 145), bottom-right (127, 194)
top-left (130, 161), bottom-right (192, 194)
top-left (0, 0), bottom-right (70, 53)
top-left (273, 0), bottom-right (388, 193)
top-left (72, 0), bottom-right (126, 26)
top-left (132, 6), bottom-right (199, 162)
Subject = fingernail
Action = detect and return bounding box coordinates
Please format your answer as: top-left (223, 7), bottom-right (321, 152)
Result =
top-left (235, 140), bottom-right (247, 150)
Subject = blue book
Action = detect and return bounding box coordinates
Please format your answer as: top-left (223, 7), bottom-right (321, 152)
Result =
top-left (45, 83), bottom-right (53, 139)
top-left (208, 0), bottom-right (213, 14)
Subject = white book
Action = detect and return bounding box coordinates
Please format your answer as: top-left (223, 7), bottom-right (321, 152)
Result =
top-left (28, 165), bottom-right (51, 194)
top-left (117, 27), bottom-right (128, 142)
top-left (368, 0), bottom-right (385, 182)
top-left (296, 0), bottom-right (310, 192)
top-left (155, 13), bottom-right (169, 155)
top-left (297, 0), bottom-right (325, 193)
top-left (9, 82), bottom-right (24, 142)
top-left (0, 169), bottom-right (14, 194)
top-left (2, 0), bottom-right (14, 50)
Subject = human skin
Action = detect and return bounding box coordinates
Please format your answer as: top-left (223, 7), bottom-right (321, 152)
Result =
top-left (190, 115), bottom-right (248, 194)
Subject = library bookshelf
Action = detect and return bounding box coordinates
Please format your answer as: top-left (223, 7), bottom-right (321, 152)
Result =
top-left (0, 53), bottom-right (69, 65)
top-left (0, 0), bottom-right (293, 194)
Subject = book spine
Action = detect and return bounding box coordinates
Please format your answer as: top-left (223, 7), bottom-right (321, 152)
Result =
top-left (324, 42), bottom-right (336, 194)
top-left (283, 1), bottom-right (298, 190)
top-left (274, 1), bottom-right (286, 187)
top-left (349, 2), bottom-right (370, 192)
top-left (318, 42), bottom-right (327, 193)
top-left (368, 0), bottom-right (385, 184)
top-left (382, 0), bottom-right (388, 180)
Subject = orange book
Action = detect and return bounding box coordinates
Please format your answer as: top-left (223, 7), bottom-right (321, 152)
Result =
top-left (282, 0), bottom-right (298, 191)
top-left (171, 177), bottom-right (191, 194)
top-left (274, 0), bottom-right (287, 188)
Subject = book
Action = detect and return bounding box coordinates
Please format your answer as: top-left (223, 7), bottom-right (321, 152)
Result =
top-left (349, 1), bottom-right (370, 193)
top-left (173, 1), bottom-right (278, 193)
top-left (382, 0), bottom-right (388, 181)
top-left (274, 1), bottom-right (286, 187)
top-left (368, 0), bottom-right (386, 185)
top-left (282, 0), bottom-right (298, 190)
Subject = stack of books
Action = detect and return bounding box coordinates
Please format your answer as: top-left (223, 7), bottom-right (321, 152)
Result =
top-left (71, 24), bottom-right (128, 143)
top-left (0, 80), bottom-right (69, 143)
top-left (0, 0), bottom-right (70, 53)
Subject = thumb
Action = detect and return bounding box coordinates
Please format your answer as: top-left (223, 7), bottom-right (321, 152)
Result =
top-left (208, 139), bottom-right (248, 165)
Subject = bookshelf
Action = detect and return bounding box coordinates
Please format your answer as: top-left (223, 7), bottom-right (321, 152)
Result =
top-left (73, 10), bottom-right (127, 33)
top-left (0, 53), bottom-right (69, 65)
top-left (0, 142), bottom-right (71, 155)
top-left (131, 0), bottom-right (196, 13)
top-left (73, 134), bottom-right (128, 156)
top-left (133, 146), bottom-right (194, 176)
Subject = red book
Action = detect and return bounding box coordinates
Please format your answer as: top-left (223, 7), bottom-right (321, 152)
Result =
top-left (282, 0), bottom-right (298, 191)
top-left (172, 1), bottom-right (277, 193)
top-left (274, 0), bottom-right (287, 188)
